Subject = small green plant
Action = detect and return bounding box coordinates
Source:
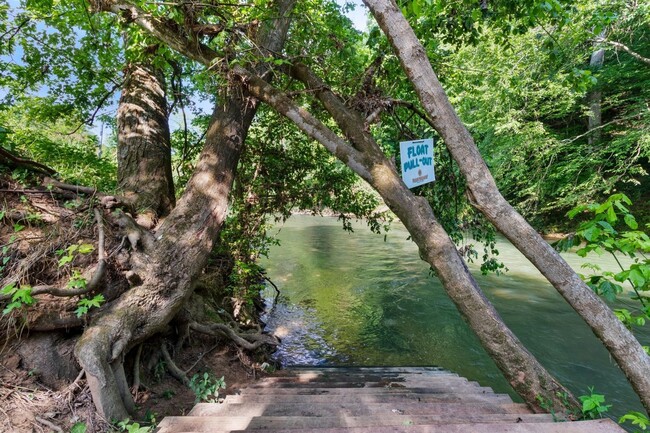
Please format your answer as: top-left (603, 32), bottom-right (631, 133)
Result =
top-left (115, 419), bottom-right (153, 433)
top-left (620, 411), bottom-right (649, 431)
top-left (162, 389), bottom-right (175, 400)
top-left (188, 372), bottom-right (226, 403)
top-left (579, 387), bottom-right (611, 419)
top-left (70, 422), bottom-right (87, 433)
top-left (75, 294), bottom-right (105, 317)
top-left (56, 242), bottom-right (95, 267)
top-left (68, 269), bottom-right (87, 289)
top-left (1, 282), bottom-right (35, 315)
top-left (144, 410), bottom-right (157, 426)
top-left (535, 391), bottom-right (579, 422)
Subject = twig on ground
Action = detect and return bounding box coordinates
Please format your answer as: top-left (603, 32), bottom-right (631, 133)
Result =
top-left (34, 416), bottom-right (63, 433)
top-left (183, 342), bottom-right (220, 375)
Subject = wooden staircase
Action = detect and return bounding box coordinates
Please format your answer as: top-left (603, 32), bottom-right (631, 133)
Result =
top-left (155, 367), bottom-right (625, 432)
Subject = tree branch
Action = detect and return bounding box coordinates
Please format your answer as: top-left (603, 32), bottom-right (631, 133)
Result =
top-left (0, 147), bottom-right (57, 175)
top-left (89, 0), bottom-right (221, 66)
top-left (597, 38), bottom-right (650, 66)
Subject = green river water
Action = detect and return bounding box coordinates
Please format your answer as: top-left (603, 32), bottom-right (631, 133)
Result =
top-left (260, 215), bottom-right (649, 421)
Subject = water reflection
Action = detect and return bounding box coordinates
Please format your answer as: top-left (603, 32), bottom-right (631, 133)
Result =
top-left (261, 215), bottom-right (649, 420)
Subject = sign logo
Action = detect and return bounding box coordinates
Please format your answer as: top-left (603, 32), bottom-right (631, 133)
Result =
top-left (399, 138), bottom-right (435, 188)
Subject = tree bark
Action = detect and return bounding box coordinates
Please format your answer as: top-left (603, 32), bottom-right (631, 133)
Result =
top-left (587, 45), bottom-right (605, 146)
top-left (363, 0), bottom-right (650, 414)
top-left (78, 0), bottom-right (296, 420)
top-left (117, 60), bottom-right (175, 223)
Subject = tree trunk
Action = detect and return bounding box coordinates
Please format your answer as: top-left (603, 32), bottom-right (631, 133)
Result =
top-left (77, 0), bottom-right (296, 420)
top-left (117, 60), bottom-right (175, 224)
top-left (234, 63), bottom-right (578, 413)
top-left (363, 0), bottom-right (650, 414)
top-left (587, 46), bottom-right (605, 146)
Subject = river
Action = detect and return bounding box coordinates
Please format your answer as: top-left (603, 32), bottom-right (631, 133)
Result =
top-left (260, 215), bottom-right (649, 421)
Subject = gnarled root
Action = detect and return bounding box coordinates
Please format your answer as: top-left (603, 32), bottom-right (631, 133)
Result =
top-left (74, 324), bottom-right (135, 420)
top-left (189, 321), bottom-right (278, 351)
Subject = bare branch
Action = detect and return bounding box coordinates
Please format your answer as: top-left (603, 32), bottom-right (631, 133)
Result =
top-left (0, 147), bottom-right (57, 175)
top-left (597, 38), bottom-right (650, 66)
top-left (34, 417), bottom-right (63, 433)
top-left (67, 80), bottom-right (125, 135)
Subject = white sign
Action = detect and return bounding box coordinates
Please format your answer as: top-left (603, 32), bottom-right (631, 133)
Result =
top-left (399, 138), bottom-right (435, 188)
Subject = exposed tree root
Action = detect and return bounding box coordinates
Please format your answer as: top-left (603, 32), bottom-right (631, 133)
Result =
top-left (189, 321), bottom-right (278, 351)
top-left (161, 343), bottom-right (189, 386)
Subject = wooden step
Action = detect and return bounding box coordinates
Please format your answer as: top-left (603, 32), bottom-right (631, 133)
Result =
top-left (156, 367), bottom-right (626, 433)
top-left (234, 385), bottom-right (495, 395)
top-left (270, 367), bottom-right (455, 376)
top-left (247, 379), bottom-right (486, 392)
top-left (158, 419), bottom-right (623, 433)
top-left (225, 419), bottom-right (625, 433)
top-left (223, 392), bottom-right (513, 404)
top-left (157, 413), bottom-right (555, 432)
top-left (187, 401), bottom-right (533, 417)
top-left (254, 374), bottom-right (468, 385)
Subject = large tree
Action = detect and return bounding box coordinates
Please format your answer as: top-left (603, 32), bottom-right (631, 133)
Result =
top-left (2, 0), bottom-right (649, 423)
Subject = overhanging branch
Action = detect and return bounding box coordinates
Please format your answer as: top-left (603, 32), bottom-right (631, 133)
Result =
top-left (597, 38), bottom-right (650, 66)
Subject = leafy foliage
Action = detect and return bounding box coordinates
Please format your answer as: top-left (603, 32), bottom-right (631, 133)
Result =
top-left (188, 372), bottom-right (225, 404)
top-left (75, 294), bottom-right (105, 318)
top-left (555, 193), bottom-right (650, 330)
top-left (620, 411), bottom-right (650, 432)
top-left (579, 387), bottom-right (611, 419)
top-left (1, 282), bottom-right (34, 315)
top-left (0, 99), bottom-right (117, 190)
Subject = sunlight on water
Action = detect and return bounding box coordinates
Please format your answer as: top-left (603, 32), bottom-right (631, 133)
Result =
top-left (261, 215), bottom-right (649, 420)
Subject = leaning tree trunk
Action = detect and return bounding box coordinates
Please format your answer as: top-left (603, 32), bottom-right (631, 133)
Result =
top-left (233, 64), bottom-right (578, 413)
top-left (363, 0), bottom-right (650, 414)
top-left (78, 0), bottom-right (296, 420)
top-left (117, 59), bottom-right (175, 224)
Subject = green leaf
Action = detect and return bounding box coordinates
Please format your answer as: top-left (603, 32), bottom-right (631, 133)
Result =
top-left (70, 422), bottom-right (88, 433)
top-left (1, 282), bottom-right (16, 295)
top-left (3, 301), bottom-right (22, 315)
top-left (58, 255), bottom-right (73, 267)
top-left (581, 225), bottom-right (600, 242)
top-left (628, 267), bottom-right (646, 289)
top-left (606, 205), bottom-right (617, 223)
top-left (624, 214), bottom-right (638, 230)
top-left (74, 305), bottom-right (88, 318)
top-left (77, 243), bottom-right (95, 254)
